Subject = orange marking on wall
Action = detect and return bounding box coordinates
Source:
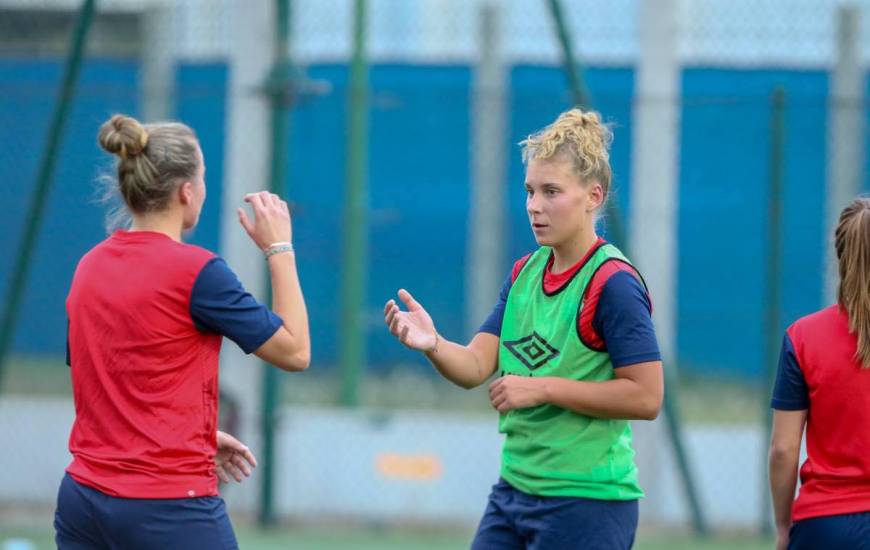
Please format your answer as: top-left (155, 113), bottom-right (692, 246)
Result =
top-left (375, 452), bottom-right (443, 482)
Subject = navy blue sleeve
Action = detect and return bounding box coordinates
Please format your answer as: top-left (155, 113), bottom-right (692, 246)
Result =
top-left (478, 273), bottom-right (513, 336)
top-left (592, 271), bottom-right (661, 368)
top-left (770, 333), bottom-right (809, 410)
top-left (190, 257), bottom-right (283, 354)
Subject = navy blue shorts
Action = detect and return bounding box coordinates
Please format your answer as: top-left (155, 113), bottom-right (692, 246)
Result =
top-left (789, 511), bottom-right (870, 550)
top-left (54, 473), bottom-right (238, 550)
top-left (471, 478), bottom-right (638, 550)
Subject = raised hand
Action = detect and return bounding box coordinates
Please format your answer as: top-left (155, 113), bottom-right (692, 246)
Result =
top-left (215, 430), bottom-right (258, 483)
top-left (237, 191), bottom-right (292, 251)
top-left (384, 289), bottom-right (438, 352)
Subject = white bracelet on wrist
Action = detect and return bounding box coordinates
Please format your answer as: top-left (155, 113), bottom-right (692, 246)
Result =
top-left (264, 242), bottom-right (293, 259)
top-left (426, 332), bottom-right (440, 354)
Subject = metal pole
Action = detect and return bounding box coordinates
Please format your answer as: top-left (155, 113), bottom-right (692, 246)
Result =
top-left (220, 0), bottom-right (274, 518)
top-left (824, 6), bottom-right (864, 305)
top-left (141, 2), bottom-right (175, 122)
top-left (761, 86), bottom-right (786, 537)
top-left (0, 0), bottom-right (96, 393)
top-left (339, 0), bottom-right (369, 407)
top-left (466, 2), bottom-right (507, 338)
top-left (259, 0), bottom-right (292, 526)
top-left (545, 0), bottom-right (591, 108)
top-left (630, 0), bottom-right (708, 535)
top-left (661, 371), bottom-right (708, 535)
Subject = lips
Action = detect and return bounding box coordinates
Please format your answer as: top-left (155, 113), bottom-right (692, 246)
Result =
top-left (532, 223), bottom-right (548, 231)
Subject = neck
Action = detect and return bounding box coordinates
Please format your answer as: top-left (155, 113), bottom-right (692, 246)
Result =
top-left (551, 227), bottom-right (599, 273)
top-left (130, 210), bottom-right (184, 242)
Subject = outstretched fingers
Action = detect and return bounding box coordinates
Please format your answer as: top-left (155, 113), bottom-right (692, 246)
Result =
top-left (389, 312), bottom-right (403, 338)
top-left (397, 288), bottom-right (421, 311)
top-left (385, 303), bottom-right (399, 327)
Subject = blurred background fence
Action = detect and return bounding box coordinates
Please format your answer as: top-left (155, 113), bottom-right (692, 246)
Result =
top-left (1, 0), bottom-right (868, 548)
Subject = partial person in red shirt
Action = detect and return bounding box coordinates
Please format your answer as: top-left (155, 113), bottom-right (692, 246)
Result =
top-left (55, 114), bottom-right (310, 550)
top-left (769, 197), bottom-right (870, 550)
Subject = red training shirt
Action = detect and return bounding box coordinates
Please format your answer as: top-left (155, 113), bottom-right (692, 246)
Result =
top-left (66, 231), bottom-right (222, 499)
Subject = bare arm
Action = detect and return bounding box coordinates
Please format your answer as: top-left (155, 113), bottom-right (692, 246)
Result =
top-left (769, 409), bottom-right (807, 549)
top-left (544, 361), bottom-right (662, 419)
top-left (384, 289), bottom-right (499, 389)
top-left (425, 332), bottom-right (500, 389)
top-left (488, 361), bottom-right (663, 420)
top-left (238, 191), bottom-right (311, 372)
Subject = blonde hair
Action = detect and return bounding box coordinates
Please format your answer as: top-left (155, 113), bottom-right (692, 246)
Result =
top-left (835, 197), bottom-right (870, 368)
top-left (97, 114), bottom-right (199, 214)
top-left (520, 108), bottom-right (613, 202)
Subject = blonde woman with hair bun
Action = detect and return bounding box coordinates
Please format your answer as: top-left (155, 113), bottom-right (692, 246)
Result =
top-left (769, 197), bottom-right (870, 550)
top-left (383, 108), bottom-right (663, 548)
top-left (54, 114), bottom-right (311, 549)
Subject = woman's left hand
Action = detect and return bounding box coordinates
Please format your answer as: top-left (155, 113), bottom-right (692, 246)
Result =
top-left (489, 375), bottom-right (547, 413)
top-left (215, 430), bottom-right (258, 483)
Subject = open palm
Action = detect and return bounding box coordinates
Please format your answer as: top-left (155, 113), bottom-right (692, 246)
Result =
top-left (384, 289), bottom-right (437, 351)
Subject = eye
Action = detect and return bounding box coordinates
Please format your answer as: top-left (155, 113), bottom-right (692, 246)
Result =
top-left (545, 188), bottom-right (558, 196)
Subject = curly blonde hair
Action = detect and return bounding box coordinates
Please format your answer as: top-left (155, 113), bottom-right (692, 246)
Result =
top-left (520, 108), bottom-right (613, 202)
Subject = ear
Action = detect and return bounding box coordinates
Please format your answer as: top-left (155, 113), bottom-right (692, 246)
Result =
top-left (587, 181), bottom-right (605, 212)
top-left (178, 181), bottom-right (194, 205)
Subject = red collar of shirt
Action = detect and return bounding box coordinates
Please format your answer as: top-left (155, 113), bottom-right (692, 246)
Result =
top-left (542, 237), bottom-right (606, 293)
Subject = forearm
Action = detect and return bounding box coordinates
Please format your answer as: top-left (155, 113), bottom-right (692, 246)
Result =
top-left (268, 252), bottom-right (310, 355)
top-left (424, 337), bottom-right (492, 389)
top-left (769, 448), bottom-right (800, 530)
top-left (541, 376), bottom-right (660, 420)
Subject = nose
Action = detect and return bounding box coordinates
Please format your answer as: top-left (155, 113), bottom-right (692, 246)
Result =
top-left (527, 193), bottom-right (542, 215)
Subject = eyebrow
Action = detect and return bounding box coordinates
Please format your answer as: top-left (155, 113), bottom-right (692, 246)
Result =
top-left (525, 181), bottom-right (561, 188)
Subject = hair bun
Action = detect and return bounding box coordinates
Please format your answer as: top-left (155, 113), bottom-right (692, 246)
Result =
top-left (98, 114), bottom-right (149, 160)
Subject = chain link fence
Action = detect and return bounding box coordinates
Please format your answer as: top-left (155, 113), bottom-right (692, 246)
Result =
top-left (1, 0), bottom-right (868, 544)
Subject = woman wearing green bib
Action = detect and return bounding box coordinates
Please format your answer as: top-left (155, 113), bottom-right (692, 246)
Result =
top-left (384, 108), bottom-right (663, 549)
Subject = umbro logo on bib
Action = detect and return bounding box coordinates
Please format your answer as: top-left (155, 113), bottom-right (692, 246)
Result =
top-left (503, 331), bottom-right (560, 371)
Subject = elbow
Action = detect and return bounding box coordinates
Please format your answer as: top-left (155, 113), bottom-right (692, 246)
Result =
top-left (644, 407), bottom-right (661, 421)
top-left (276, 348), bottom-right (311, 372)
top-left (638, 394), bottom-right (663, 421)
top-left (769, 443), bottom-right (799, 465)
top-left (458, 379), bottom-right (482, 391)
top-left (290, 349), bottom-right (311, 371)
top-left (638, 405), bottom-right (660, 421)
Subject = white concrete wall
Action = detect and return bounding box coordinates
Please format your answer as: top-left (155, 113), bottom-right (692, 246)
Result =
top-left (0, 396), bottom-right (787, 529)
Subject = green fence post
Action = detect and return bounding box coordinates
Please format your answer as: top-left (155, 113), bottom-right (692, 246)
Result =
top-left (761, 86), bottom-right (786, 537)
top-left (258, 0), bottom-right (293, 527)
top-left (544, 0), bottom-right (625, 256)
top-left (339, 0), bottom-right (369, 407)
top-left (0, 0), bottom-right (97, 394)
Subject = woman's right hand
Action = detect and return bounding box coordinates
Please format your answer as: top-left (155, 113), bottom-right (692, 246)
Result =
top-left (237, 191), bottom-right (292, 250)
top-left (384, 289), bottom-right (438, 352)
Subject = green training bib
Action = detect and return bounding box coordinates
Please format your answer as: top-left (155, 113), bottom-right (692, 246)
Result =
top-left (498, 243), bottom-right (644, 500)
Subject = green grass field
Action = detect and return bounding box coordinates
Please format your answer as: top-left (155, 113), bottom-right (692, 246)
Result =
top-left (0, 524), bottom-right (773, 550)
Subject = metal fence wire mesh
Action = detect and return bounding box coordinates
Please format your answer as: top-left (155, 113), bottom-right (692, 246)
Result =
top-left (0, 0), bottom-right (868, 540)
